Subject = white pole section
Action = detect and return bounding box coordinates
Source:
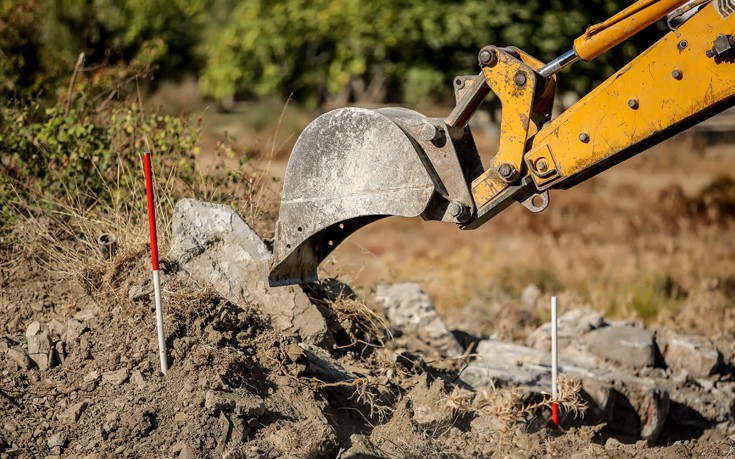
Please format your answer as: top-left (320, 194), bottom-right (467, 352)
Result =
top-left (144, 152), bottom-right (168, 376)
top-left (551, 295), bottom-right (559, 427)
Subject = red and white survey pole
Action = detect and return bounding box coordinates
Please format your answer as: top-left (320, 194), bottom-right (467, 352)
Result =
top-left (551, 295), bottom-right (559, 428)
top-left (144, 152), bottom-right (169, 376)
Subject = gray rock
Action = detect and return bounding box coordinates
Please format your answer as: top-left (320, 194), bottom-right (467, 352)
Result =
top-left (27, 331), bottom-right (51, 354)
top-left (102, 368), bottom-right (129, 386)
top-left (215, 412), bottom-right (233, 454)
top-left (47, 431), bottom-right (68, 448)
top-left (204, 390), bottom-right (265, 417)
top-left (526, 308), bottom-right (606, 352)
top-left (584, 325), bottom-right (654, 368)
top-left (73, 309), bottom-right (97, 321)
top-left (131, 370), bottom-right (146, 389)
top-left (169, 199), bottom-right (332, 346)
top-left (58, 401), bottom-right (89, 424)
top-left (300, 343), bottom-right (356, 384)
top-left (462, 339), bottom-right (669, 443)
top-left (65, 319), bottom-right (89, 342)
top-left (373, 283), bottom-right (464, 358)
top-left (7, 348), bottom-right (31, 370)
top-left (658, 329), bottom-right (722, 378)
top-left (27, 331), bottom-right (55, 370)
top-left (25, 320), bottom-right (41, 337)
top-left (47, 319), bottom-right (65, 337)
top-left (128, 284), bottom-right (150, 302)
top-left (82, 370), bottom-right (100, 391)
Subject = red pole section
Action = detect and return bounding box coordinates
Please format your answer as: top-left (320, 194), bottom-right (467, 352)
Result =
top-left (144, 152), bottom-right (159, 271)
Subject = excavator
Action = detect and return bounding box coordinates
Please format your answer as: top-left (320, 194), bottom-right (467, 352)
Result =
top-left (267, 0), bottom-right (735, 287)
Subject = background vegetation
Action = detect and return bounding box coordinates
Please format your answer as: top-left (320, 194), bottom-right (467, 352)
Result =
top-left (2, 0), bottom-right (663, 106)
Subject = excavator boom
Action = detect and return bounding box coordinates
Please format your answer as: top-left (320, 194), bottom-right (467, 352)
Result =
top-left (268, 0), bottom-right (735, 286)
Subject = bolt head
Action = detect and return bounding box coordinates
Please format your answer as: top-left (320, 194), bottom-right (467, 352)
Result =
top-left (478, 48), bottom-right (497, 66)
top-left (447, 202), bottom-right (464, 219)
top-left (514, 72), bottom-right (527, 87)
top-left (678, 40), bottom-right (688, 50)
top-left (535, 158), bottom-right (548, 172)
top-left (579, 132), bottom-right (590, 143)
top-left (628, 98), bottom-right (639, 110)
top-left (454, 77), bottom-right (465, 89)
top-left (498, 163), bottom-right (515, 179)
top-left (671, 69), bottom-right (682, 80)
top-left (421, 123), bottom-right (440, 142)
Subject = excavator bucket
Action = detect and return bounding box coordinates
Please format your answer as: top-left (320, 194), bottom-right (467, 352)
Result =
top-left (267, 107), bottom-right (439, 286)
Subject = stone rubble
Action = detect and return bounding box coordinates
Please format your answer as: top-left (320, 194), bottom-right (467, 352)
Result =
top-left (169, 199), bottom-right (332, 347)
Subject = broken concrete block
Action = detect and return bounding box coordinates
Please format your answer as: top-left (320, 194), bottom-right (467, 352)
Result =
top-left (584, 325), bottom-right (655, 369)
top-left (169, 199), bottom-right (332, 347)
top-left (658, 329), bottom-right (722, 378)
top-left (373, 283), bottom-right (464, 358)
top-left (527, 308), bottom-right (606, 352)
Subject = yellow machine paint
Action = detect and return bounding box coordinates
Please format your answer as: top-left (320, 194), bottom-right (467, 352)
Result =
top-left (268, 0), bottom-right (735, 286)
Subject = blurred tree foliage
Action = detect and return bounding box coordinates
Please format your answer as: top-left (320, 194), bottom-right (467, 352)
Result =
top-left (1, 0), bottom-right (664, 106)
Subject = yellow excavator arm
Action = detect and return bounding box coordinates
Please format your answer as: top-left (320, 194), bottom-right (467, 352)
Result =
top-left (268, 0), bottom-right (735, 286)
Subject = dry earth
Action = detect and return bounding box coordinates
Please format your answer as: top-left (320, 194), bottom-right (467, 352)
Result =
top-left (1, 102), bottom-right (735, 458)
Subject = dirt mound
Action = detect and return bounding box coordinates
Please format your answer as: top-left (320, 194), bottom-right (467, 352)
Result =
top-left (2, 200), bottom-right (735, 458)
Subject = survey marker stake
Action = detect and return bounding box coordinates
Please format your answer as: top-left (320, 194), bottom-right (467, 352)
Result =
top-left (144, 152), bottom-right (169, 376)
top-left (551, 296), bottom-right (559, 429)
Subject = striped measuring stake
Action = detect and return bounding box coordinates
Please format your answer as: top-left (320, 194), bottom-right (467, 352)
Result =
top-left (551, 295), bottom-right (559, 428)
top-left (144, 152), bottom-right (169, 375)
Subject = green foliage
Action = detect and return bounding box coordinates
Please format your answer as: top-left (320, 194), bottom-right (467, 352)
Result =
top-left (0, 0), bottom-right (663, 105)
top-left (0, 90), bottom-right (201, 230)
top-left (198, 0), bottom-right (658, 105)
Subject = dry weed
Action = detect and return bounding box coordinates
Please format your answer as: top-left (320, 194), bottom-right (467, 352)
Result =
top-left (474, 376), bottom-right (587, 429)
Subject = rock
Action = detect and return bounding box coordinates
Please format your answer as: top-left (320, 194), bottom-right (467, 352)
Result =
top-left (174, 412), bottom-right (188, 422)
top-left (27, 331), bottom-right (51, 354)
top-left (131, 370), bottom-right (146, 389)
top-left (215, 412), bottom-right (233, 453)
top-left (408, 377), bottom-right (457, 430)
top-left (25, 320), bottom-right (41, 337)
top-left (462, 339), bottom-right (669, 443)
top-left (128, 284), bottom-right (150, 302)
top-left (300, 343), bottom-right (357, 384)
top-left (102, 368), bottom-right (129, 386)
top-left (82, 370), bottom-right (100, 391)
top-left (527, 308), bottom-right (606, 352)
top-left (6, 448), bottom-right (24, 456)
top-left (373, 283), bottom-right (464, 358)
top-left (27, 331), bottom-right (55, 370)
top-left (58, 401), bottom-right (89, 424)
top-left (7, 348), bottom-right (31, 370)
top-left (658, 329), bottom-right (722, 378)
top-left (65, 319), bottom-right (89, 342)
top-left (73, 309), bottom-right (97, 321)
top-left (47, 431), bottom-right (68, 448)
top-left (584, 325), bottom-right (654, 368)
top-left (169, 199), bottom-right (332, 346)
top-left (47, 319), bottom-right (65, 337)
top-left (204, 390), bottom-right (265, 417)
top-left (520, 284), bottom-right (541, 306)
top-left (179, 445), bottom-right (195, 459)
